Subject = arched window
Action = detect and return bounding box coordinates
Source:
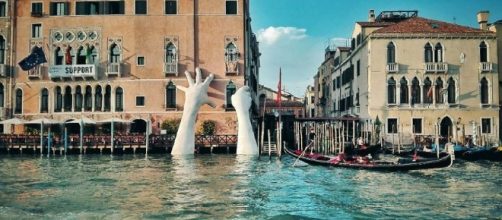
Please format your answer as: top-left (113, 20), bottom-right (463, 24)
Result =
top-left (387, 42), bottom-right (395, 64)
top-left (0, 36), bottom-right (5, 64)
top-left (424, 43), bottom-right (433, 63)
top-left (55, 47), bottom-right (64, 65)
top-left (77, 46), bottom-right (86, 64)
top-left (55, 86), bottom-right (62, 112)
top-left (88, 46), bottom-right (98, 64)
top-left (225, 43), bottom-right (238, 62)
top-left (447, 77), bottom-right (456, 104)
top-left (399, 77), bottom-right (408, 104)
top-left (411, 77), bottom-right (421, 104)
top-left (14, 89), bottom-right (22, 114)
top-left (74, 86), bottom-right (82, 111)
top-left (480, 41), bottom-right (488, 62)
top-left (166, 43), bottom-right (177, 64)
top-left (387, 77), bottom-right (396, 104)
top-left (480, 77), bottom-right (489, 104)
top-left (95, 85), bottom-right (102, 111)
top-left (423, 77), bottom-right (432, 104)
top-left (166, 81), bottom-right (176, 108)
top-left (0, 83), bottom-right (3, 108)
top-left (226, 81), bottom-right (236, 108)
top-left (64, 86), bottom-right (72, 112)
top-left (435, 78), bottom-right (444, 104)
top-left (84, 85), bottom-right (92, 111)
top-left (104, 85), bottom-right (111, 112)
top-left (110, 43), bottom-right (120, 63)
top-left (40, 88), bottom-right (49, 113)
top-left (65, 46), bottom-right (74, 65)
top-left (115, 87), bottom-right (123, 112)
top-left (434, 43), bottom-right (443, 62)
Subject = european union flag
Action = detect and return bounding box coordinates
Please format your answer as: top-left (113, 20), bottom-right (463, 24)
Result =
top-left (18, 47), bottom-right (47, 71)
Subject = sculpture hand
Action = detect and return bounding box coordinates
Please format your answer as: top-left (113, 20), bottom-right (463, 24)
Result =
top-left (231, 86), bottom-right (259, 155)
top-left (176, 68), bottom-right (215, 112)
top-left (231, 86), bottom-right (252, 113)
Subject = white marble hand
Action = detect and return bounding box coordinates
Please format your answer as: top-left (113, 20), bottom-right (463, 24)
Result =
top-left (232, 86), bottom-right (259, 155)
top-left (171, 68), bottom-right (215, 155)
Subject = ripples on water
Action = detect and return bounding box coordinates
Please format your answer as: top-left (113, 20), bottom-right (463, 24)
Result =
top-left (0, 154), bottom-right (500, 219)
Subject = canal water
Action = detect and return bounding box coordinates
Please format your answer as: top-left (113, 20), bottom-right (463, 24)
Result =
top-left (0, 154), bottom-right (500, 219)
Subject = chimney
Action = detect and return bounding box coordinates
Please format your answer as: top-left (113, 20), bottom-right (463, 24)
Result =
top-left (477, 11), bottom-right (489, 30)
top-left (368, 10), bottom-right (375, 22)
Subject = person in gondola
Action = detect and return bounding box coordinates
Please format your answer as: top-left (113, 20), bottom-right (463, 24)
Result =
top-left (309, 127), bottom-right (315, 143)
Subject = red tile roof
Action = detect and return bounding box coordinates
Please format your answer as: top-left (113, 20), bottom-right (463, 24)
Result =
top-left (357, 21), bottom-right (395, 27)
top-left (373, 17), bottom-right (494, 34)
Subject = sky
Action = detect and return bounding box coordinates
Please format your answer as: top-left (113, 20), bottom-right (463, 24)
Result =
top-left (250, 0), bottom-right (502, 97)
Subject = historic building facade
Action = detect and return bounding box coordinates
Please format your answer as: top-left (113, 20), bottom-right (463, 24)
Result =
top-left (325, 10), bottom-right (499, 143)
top-left (0, 0), bottom-right (12, 131)
top-left (8, 0), bottom-right (259, 134)
top-left (304, 85), bottom-right (315, 118)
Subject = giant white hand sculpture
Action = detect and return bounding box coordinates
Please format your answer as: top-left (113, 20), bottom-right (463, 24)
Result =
top-left (171, 68), bottom-right (215, 155)
top-left (232, 86), bottom-right (259, 155)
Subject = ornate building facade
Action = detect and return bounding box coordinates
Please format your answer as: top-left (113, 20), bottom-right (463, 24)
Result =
top-left (6, 0), bottom-right (259, 134)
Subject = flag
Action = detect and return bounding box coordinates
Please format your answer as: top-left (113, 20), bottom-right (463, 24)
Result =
top-left (65, 47), bottom-right (72, 65)
top-left (18, 47), bottom-right (47, 71)
top-left (276, 68), bottom-right (282, 107)
top-left (86, 46), bottom-right (92, 63)
top-left (427, 86), bottom-right (433, 98)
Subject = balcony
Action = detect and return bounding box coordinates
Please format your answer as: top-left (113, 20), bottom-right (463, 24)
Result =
top-left (424, 63), bottom-right (436, 73)
top-left (106, 63), bottom-right (122, 77)
top-left (164, 62), bottom-right (178, 76)
top-left (49, 64), bottom-right (97, 80)
top-left (436, 62), bottom-right (448, 73)
top-left (0, 64), bottom-right (7, 77)
top-left (28, 65), bottom-right (43, 78)
top-left (386, 63), bottom-right (399, 73)
top-left (480, 62), bottom-right (492, 72)
top-left (31, 12), bottom-right (43, 17)
top-left (225, 61), bottom-right (239, 75)
top-left (424, 62), bottom-right (448, 73)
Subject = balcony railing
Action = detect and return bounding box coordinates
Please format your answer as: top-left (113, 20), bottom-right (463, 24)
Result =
top-left (0, 64), bottom-right (7, 77)
top-left (424, 62), bottom-right (436, 73)
top-left (436, 62), bottom-right (448, 73)
top-left (107, 63), bottom-right (121, 77)
top-left (386, 63), bottom-right (399, 73)
top-left (28, 65), bottom-right (43, 78)
top-left (480, 62), bottom-right (492, 72)
top-left (164, 62), bottom-right (178, 76)
top-left (424, 62), bottom-right (448, 73)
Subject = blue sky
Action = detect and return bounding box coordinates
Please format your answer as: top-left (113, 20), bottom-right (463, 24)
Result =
top-left (250, 0), bottom-right (502, 97)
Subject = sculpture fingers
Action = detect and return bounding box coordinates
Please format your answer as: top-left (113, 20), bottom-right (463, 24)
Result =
top-left (176, 85), bottom-right (187, 93)
top-left (184, 71), bottom-right (195, 86)
top-left (195, 67), bottom-right (202, 84)
top-left (203, 74), bottom-right (214, 86)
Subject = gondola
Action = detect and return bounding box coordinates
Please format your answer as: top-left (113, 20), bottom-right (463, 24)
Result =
top-left (285, 146), bottom-right (453, 171)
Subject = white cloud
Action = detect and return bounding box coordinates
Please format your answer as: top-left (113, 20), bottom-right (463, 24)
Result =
top-left (257, 26), bottom-right (307, 45)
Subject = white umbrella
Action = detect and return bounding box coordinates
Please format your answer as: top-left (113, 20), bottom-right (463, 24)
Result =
top-left (97, 118), bottom-right (130, 153)
top-left (26, 118), bottom-right (61, 124)
top-left (66, 117), bottom-right (96, 125)
top-left (0, 118), bottom-right (26, 124)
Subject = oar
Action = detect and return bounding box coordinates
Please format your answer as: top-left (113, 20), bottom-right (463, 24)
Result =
top-left (293, 141), bottom-right (314, 167)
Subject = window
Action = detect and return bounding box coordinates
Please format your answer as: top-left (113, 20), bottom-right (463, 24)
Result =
top-left (226, 81), bottom-right (236, 109)
top-left (65, 46), bottom-right (74, 65)
top-left (54, 47), bottom-right (64, 65)
top-left (434, 43), bottom-right (443, 62)
top-left (435, 77), bottom-right (444, 104)
top-left (32, 24), bottom-right (42, 39)
top-left (411, 77), bottom-right (420, 105)
top-left (165, 0), bottom-right (177, 15)
top-left (110, 44), bottom-right (120, 63)
top-left (0, 83), bottom-right (3, 108)
top-left (357, 60), bottom-right (360, 76)
top-left (424, 43), bottom-right (433, 62)
top-left (387, 118), bottom-right (398, 134)
top-left (31, 2), bottom-right (43, 16)
top-left (135, 96), bottom-right (145, 107)
top-left (137, 56), bottom-right (145, 66)
top-left (311, 96), bottom-right (314, 104)
top-left (41, 88), bottom-right (48, 113)
top-left (226, 0), bottom-right (237, 15)
top-left (104, 85), bottom-right (111, 112)
top-left (84, 86), bottom-right (92, 111)
top-left (77, 47), bottom-right (86, 64)
top-left (423, 77), bottom-right (432, 104)
top-left (447, 77), bottom-right (455, 104)
top-left (412, 118), bottom-right (422, 134)
top-left (55, 86), bottom-right (62, 112)
top-left (387, 42), bottom-right (395, 63)
top-left (225, 43), bottom-right (239, 62)
top-left (0, 36), bottom-right (5, 64)
top-left (480, 41), bottom-right (488, 62)
top-left (400, 77), bottom-right (408, 104)
top-left (88, 46), bottom-right (98, 64)
top-left (0, 2), bottom-right (6, 17)
top-left (480, 77), bottom-right (489, 104)
top-left (387, 77), bottom-right (396, 104)
top-left (50, 2), bottom-right (69, 16)
top-left (95, 85), bottom-right (102, 111)
top-left (135, 0), bottom-right (147, 15)
top-left (166, 82), bottom-right (176, 108)
top-left (76, 1), bottom-right (125, 15)
top-left (75, 86), bottom-right (82, 111)
top-left (15, 89), bottom-right (22, 114)
top-left (64, 86), bottom-right (72, 112)
top-left (481, 118), bottom-right (491, 134)
top-left (115, 87), bottom-right (123, 112)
